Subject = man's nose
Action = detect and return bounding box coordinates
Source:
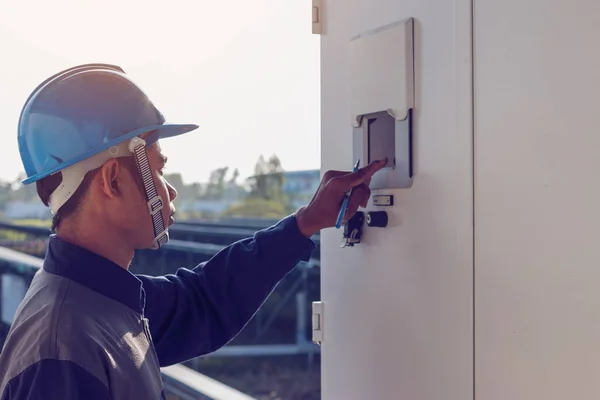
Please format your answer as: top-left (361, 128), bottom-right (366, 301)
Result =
top-left (167, 182), bottom-right (178, 202)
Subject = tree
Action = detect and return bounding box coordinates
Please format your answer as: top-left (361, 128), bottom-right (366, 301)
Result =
top-left (224, 168), bottom-right (247, 200)
top-left (223, 155), bottom-right (295, 219)
top-left (248, 155), bottom-right (286, 201)
top-left (229, 168), bottom-right (240, 185)
top-left (204, 167), bottom-right (229, 200)
top-left (221, 197), bottom-right (289, 219)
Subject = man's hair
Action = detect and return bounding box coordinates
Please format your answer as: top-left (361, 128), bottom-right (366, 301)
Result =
top-left (36, 169), bottom-right (101, 233)
top-left (36, 157), bottom-right (144, 233)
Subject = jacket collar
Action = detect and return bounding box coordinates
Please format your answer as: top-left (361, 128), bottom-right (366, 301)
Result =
top-left (43, 235), bottom-right (145, 314)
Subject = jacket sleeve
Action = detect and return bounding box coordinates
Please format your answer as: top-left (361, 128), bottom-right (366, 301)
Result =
top-left (1, 359), bottom-right (111, 400)
top-left (136, 214), bottom-right (316, 367)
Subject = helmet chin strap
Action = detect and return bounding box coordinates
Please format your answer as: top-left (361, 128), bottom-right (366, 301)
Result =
top-left (128, 137), bottom-right (169, 250)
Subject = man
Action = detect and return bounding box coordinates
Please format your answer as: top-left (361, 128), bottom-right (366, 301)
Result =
top-left (0, 64), bottom-right (385, 399)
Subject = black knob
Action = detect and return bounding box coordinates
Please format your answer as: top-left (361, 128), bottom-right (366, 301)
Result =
top-left (366, 211), bottom-right (388, 228)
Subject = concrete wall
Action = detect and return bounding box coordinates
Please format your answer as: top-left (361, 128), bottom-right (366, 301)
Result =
top-left (319, 0), bottom-right (473, 398)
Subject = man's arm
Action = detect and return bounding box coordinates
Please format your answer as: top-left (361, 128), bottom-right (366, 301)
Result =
top-left (1, 359), bottom-right (111, 400)
top-left (137, 214), bottom-right (316, 367)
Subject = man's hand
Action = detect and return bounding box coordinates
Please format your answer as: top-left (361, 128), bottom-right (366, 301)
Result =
top-left (295, 159), bottom-right (388, 237)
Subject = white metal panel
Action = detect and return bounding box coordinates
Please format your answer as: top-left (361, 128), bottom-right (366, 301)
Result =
top-left (349, 18), bottom-right (414, 123)
top-left (475, 0), bottom-right (600, 398)
top-left (320, 0), bottom-right (473, 398)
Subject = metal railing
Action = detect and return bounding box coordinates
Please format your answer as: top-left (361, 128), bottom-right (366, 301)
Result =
top-left (162, 364), bottom-right (256, 400)
top-left (0, 220), bottom-right (321, 261)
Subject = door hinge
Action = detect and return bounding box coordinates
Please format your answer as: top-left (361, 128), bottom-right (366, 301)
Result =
top-left (312, 301), bottom-right (324, 345)
top-left (312, 0), bottom-right (322, 35)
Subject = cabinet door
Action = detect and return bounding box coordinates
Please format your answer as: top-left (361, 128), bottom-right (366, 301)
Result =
top-left (475, 0), bottom-right (600, 398)
top-left (320, 0), bottom-right (474, 398)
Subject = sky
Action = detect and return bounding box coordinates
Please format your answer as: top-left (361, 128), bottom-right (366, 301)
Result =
top-left (0, 0), bottom-right (321, 185)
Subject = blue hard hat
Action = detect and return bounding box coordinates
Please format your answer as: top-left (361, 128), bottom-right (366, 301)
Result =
top-left (18, 63), bottom-right (199, 185)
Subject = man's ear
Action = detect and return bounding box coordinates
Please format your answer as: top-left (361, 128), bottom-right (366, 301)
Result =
top-left (99, 159), bottom-right (122, 199)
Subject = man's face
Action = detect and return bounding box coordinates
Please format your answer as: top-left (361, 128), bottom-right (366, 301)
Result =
top-left (111, 140), bottom-right (178, 249)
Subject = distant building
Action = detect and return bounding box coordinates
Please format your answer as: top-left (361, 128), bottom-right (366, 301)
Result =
top-left (282, 170), bottom-right (321, 207)
top-left (178, 199), bottom-right (235, 215)
top-left (282, 170), bottom-right (321, 194)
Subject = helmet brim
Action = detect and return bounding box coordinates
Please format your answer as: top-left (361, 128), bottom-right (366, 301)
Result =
top-left (142, 123), bottom-right (199, 146)
top-left (21, 123), bottom-right (199, 185)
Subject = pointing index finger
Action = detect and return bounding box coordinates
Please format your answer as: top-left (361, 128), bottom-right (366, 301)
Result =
top-left (343, 158), bottom-right (388, 188)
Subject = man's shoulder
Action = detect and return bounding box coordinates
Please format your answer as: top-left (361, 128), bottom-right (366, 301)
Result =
top-left (7, 269), bottom-right (111, 342)
top-left (0, 271), bottom-right (114, 393)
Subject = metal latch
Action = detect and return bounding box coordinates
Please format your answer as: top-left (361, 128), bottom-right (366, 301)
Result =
top-left (312, 0), bottom-right (322, 34)
top-left (312, 301), bottom-right (324, 345)
top-left (341, 211), bottom-right (365, 248)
